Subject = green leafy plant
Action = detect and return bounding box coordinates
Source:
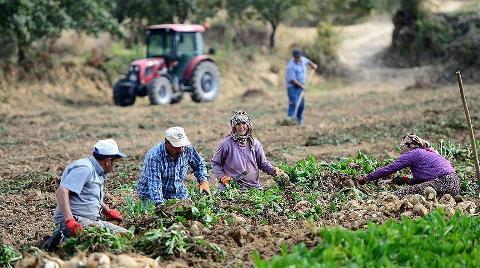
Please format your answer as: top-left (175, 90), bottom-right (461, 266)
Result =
top-left (134, 224), bottom-right (223, 259)
top-left (62, 226), bottom-right (134, 255)
top-left (120, 196), bottom-right (156, 221)
top-left (0, 244), bottom-right (22, 268)
top-left (254, 210), bottom-right (480, 267)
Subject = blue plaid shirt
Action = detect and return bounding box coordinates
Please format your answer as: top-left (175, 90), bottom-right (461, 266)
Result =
top-left (137, 142), bottom-right (209, 205)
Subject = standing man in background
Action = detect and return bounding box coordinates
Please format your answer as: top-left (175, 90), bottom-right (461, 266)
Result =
top-left (284, 48), bottom-right (317, 126)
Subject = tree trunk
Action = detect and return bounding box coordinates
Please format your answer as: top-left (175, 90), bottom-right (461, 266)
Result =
top-left (269, 21), bottom-right (278, 49)
top-left (18, 42), bottom-right (25, 63)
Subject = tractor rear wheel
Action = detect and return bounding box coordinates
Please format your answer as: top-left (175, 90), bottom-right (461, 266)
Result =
top-left (113, 79), bottom-right (136, 106)
top-left (190, 61), bottom-right (220, 103)
top-left (148, 76), bottom-right (173, 105)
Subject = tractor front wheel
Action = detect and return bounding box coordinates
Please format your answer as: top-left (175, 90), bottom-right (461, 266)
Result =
top-left (190, 61), bottom-right (220, 103)
top-left (113, 79), bottom-right (136, 106)
top-left (148, 76), bottom-right (173, 105)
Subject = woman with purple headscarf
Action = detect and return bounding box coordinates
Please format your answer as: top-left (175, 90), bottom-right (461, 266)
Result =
top-left (211, 110), bottom-right (287, 190)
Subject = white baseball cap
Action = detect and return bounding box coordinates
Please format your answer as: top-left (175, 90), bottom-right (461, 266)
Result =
top-left (165, 127), bottom-right (191, 147)
top-left (93, 139), bottom-right (127, 158)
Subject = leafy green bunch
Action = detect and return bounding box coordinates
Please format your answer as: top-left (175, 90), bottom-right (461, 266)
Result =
top-left (62, 226), bottom-right (134, 256)
top-left (160, 195), bottom-right (218, 227)
top-left (0, 244), bottom-right (22, 268)
top-left (134, 224), bottom-right (224, 260)
top-left (324, 151), bottom-right (391, 176)
top-left (120, 196), bottom-right (156, 221)
top-left (278, 155), bottom-right (321, 184)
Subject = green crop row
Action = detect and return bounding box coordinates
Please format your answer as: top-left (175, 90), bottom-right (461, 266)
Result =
top-left (254, 210), bottom-right (480, 268)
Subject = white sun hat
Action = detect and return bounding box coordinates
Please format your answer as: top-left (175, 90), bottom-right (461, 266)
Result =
top-left (165, 127), bottom-right (191, 147)
top-left (93, 139), bottom-right (127, 158)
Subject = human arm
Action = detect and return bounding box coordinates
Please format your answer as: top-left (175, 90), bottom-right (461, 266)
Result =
top-left (366, 153), bottom-right (414, 181)
top-left (56, 186), bottom-right (74, 222)
top-left (137, 155), bottom-right (165, 205)
top-left (101, 203), bottom-right (123, 221)
top-left (255, 141), bottom-right (276, 176)
top-left (188, 146), bottom-right (211, 193)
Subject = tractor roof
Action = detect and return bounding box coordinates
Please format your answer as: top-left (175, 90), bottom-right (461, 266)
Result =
top-left (146, 24), bottom-right (205, 32)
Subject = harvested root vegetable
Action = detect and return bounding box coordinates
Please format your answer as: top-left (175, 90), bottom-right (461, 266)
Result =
top-left (423, 187), bottom-right (436, 201)
top-left (413, 204), bottom-right (428, 216)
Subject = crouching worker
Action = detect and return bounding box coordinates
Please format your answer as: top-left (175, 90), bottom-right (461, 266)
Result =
top-left (137, 127), bottom-right (211, 206)
top-left (358, 133), bottom-right (460, 198)
top-left (211, 110), bottom-right (288, 190)
top-left (42, 139), bottom-right (128, 251)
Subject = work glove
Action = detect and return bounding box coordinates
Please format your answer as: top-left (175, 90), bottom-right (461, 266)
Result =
top-left (393, 175), bottom-right (410, 185)
top-left (220, 176), bottom-right (232, 186)
top-left (104, 208), bottom-right (123, 221)
top-left (199, 181), bottom-right (211, 194)
top-left (65, 218), bottom-right (83, 236)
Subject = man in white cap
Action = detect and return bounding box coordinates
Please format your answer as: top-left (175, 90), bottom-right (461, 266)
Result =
top-left (53, 139), bottom-right (128, 236)
top-left (137, 127), bottom-right (211, 206)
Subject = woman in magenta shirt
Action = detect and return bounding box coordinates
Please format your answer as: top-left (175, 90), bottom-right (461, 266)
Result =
top-left (359, 134), bottom-right (460, 198)
top-left (211, 110), bottom-right (285, 190)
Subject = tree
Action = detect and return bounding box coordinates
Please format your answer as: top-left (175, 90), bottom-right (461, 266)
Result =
top-left (0, 0), bottom-right (120, 63)
top-left (226, 0), bottom-right (305, 49)
top-left (113, 0), bottom-right (222, 45)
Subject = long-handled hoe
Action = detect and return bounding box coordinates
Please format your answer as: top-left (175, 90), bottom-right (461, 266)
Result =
top-left (292, 69), bottom-right (316, 120)
top-left (456, 71), bottom-right (480, 197)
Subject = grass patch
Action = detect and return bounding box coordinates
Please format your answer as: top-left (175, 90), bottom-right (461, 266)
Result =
top-left (254, 210), bottom-right (480, 267)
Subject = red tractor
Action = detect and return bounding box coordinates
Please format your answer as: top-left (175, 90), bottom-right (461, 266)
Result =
top-left (113, 24), bottom-right (220, 106)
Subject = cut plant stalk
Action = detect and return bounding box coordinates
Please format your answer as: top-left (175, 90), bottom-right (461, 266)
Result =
top-left (456, 71), bottom-right (480, 196)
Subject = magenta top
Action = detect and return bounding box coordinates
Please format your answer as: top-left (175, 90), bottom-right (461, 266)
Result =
top-left (211, 136), bottom-right (275, 189)
top-left (367, 148), bottom-right (455, 183)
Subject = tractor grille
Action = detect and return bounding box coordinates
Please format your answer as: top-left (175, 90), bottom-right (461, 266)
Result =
top-left (127, 65), bottom-right (140, 84)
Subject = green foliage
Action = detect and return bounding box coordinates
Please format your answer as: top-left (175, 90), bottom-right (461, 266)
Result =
top-left (324, 151), bottom-right (390, 176)
top-left (99, 42), bottom-right (145, 84)
top-left (166, 194), bottom-right (219, 227)
top-left (0, 0), bottom-right (120, 62)
top-left (62, 226), bottom-right (134, 255)
top-left (304, 21), bottom-right (340, 76)
top-left (134, 224), bottom-right (224, 259)
top-left (0, 244), bottom-right (22, 268)
top-left (226, 0), bottom-right (306, 48)
top-left (120, 197), bottom-right (156, 221)
top-left (255, 211), bottom-right (480, 267)
top-left (279, 156), bottom-right (321, 184)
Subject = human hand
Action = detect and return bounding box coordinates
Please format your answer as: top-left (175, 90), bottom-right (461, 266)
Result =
top-left (104, 208), bottom-right (123, 221)
top-left (274, 167), bottom-right (289, 179)
top-left (199, 181), bottom-right (211, 194)
top-left (220, 176), bottom-right (231, 186)
top-left (65, 218), bottom-right (83, 236)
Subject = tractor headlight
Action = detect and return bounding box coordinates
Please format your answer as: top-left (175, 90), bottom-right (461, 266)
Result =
top-left (129, 73), bottom-right (138, 82)
top-left (128, 66), bottom-right (134, 72)
top-left (134, 66), bottom-right (140, 72)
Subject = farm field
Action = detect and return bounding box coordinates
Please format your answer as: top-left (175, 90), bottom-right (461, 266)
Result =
top-left (2, 8), bottom-right (480, 268)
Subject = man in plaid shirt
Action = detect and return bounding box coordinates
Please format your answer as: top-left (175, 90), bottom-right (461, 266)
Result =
top-left (137, 127), bottom-right (210, 205)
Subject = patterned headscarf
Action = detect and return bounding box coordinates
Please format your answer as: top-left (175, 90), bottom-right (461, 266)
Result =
top-left (400, 133), bottom-right (437, 153)
top-left (230, 110), bottom-right (254, 148)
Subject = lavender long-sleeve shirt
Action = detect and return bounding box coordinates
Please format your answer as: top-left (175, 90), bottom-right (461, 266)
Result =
top-left (211, 136), bottom-right (276, 189)
top-left (367, 148), bottom-right (454, 183)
